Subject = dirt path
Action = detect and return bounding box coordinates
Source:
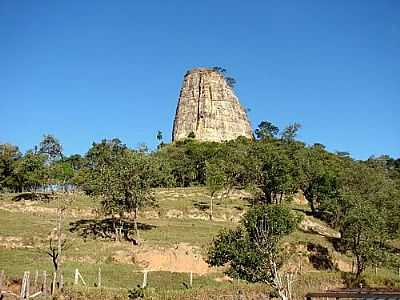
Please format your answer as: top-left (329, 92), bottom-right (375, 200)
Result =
top-left (111, 243), bottom-right (214, 274)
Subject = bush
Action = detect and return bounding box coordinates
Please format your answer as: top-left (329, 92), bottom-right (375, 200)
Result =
top-left (128, 286), bottom-right (145, 299)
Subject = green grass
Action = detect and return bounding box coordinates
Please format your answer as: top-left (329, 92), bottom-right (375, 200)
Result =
top-left (0, 248), bottom-right (232, 290)
top-left (0, 209), bottom-right (55, 239)
top-left (139, 218), bottom-right (233, 247)
top-left (153, 187), bottom-right (249, 219)
top-left (0, 248), bottom-right (231, 290)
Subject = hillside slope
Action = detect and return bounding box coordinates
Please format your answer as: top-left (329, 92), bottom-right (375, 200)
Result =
top-left (0, 188), bottom-right (398, 299)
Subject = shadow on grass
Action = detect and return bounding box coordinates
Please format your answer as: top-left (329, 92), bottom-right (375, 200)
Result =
top-left (12, 192), bottom-right (55, 202)
top-left (307, 242), bottom-right (337, 271)
top-left (292, 207), bottom-right (313, 216)
top-left (193, 201), bottom-right (210, 211)
top-left (69, 218), bottom-right (156, 241)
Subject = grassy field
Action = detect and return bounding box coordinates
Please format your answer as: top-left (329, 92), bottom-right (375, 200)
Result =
top-left (0, 188), bottom-right (399, 299)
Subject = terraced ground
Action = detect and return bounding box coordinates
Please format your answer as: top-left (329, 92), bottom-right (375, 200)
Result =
top-left (0, 188), bottom-right (398, 299)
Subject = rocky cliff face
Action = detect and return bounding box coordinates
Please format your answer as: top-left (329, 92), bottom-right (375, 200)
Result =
top-left (172, 68), bottom-right (253, 142)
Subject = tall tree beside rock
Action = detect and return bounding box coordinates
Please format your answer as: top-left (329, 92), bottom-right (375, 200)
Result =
top-left (255, 121), bottom-right (279, 141)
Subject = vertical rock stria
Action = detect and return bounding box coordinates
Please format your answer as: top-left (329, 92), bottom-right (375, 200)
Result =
top-left (172, 68), bottom-right (253, 142)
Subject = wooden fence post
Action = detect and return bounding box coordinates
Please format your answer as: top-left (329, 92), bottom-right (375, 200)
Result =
top-left (98, 267), bottom-right (102, 288)
top-left (42, 271), bottom-right (47, 296)
top-left (33, 270), bottom-right (38, 291)
top-left (19, 272), bottom-right (25, 300)
top-left (142, 271), bottom-right (148, 288)
top-left (51, 272), bottom-right (56, 295)
top-left (0, 270), bottom-right (4, 291)
top-left (26, 272), bottom-right (30, 299)
top-left (60, 273), bottom-right (64, 290)
top-left (20, 271), bottom-right (30, 300)
top-left (74, 269), bottom-right (79, 285)
top-left (189, 271), bottom-right (193, 288)
top-left (78, 270), bottom-right (86, 286)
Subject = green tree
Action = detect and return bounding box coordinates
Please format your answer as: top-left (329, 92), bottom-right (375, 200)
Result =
top-left (298, 144), bottom-right (346, 219)
top-left (337, 163), bottom-right (400, 279)
top-left (0, 144), bottom-right (21, 192)
top-left (156, 130), bottom-right (163, 142)
top-left (340, 205), bottom-right (388, 279)
top-left (156, 130), bottom-right (164, 149)
top-left (39, 134), bottom-right (63, 163)
top-left (255, 121), bottom-right (279, 141)
top-left (94, 150), bottom-right (156, 242)
top-left (212, 66), bottom-right (236, 88)
top-left (13, 151), bottom-right (46, 192)
top-left (155, 143), bottom-right (196, 187)
top-left (281, 123), bottom-right (301, 143)
top-left (49, 160), bottom-right (75, 191)
top-left (79, 138), bottom-right (128, 194)
top-left (208, 205), bottom-right (300, 300)
top-left (252, 141), bottom-right (299, 204)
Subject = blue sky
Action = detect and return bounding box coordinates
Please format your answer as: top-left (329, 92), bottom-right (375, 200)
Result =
top-left (1, 0), bottom-right (399, 159)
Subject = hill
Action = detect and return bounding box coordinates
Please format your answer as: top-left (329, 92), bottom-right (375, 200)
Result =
top-left (0, 188), bottom-right (399, 299)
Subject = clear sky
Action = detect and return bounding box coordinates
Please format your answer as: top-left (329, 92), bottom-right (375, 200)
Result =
top-left (1, 1), bottom-right (399, 159)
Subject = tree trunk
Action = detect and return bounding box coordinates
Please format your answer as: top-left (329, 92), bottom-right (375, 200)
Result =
top-left (355, 255), bottom-right (364, 280)
top-left (56, 200), bottom-right (63, 288)
top-left (210, 195), bottom-right (213, 220)
top-left (134, 207), bottom-right (140, 241)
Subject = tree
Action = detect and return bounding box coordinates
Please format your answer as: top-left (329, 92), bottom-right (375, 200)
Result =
top-left (0, 144), bottom-right (21, 192)
top-left (298, 145), bottom-right (345, 218)
top-left (94, 150), bottom-right (156, 243)
top-left (148, 154), bottom-right (176, 188)
top-left (80, 138), bottom-right (128, 194)
top-left (13, 151), bottom-right (46, 192)
top-left (337, 164), bottom-right (400, 279)
top-left (49, 160), bottom-right (74, 191)
top-left (340, 205), bottom-right (388, 280)
top-left (156, 130), bottom-right (164, 149)
top-left (212, 66), bottom-right (236, 88)
top-left (281, 123), bottom-right (301, 143)
top-left (64, 154), bottom-right (84, 172)
top-left (255, 121), bottom-right (279, 141)
top-left (205, 161), bottom-right (228, 220)
top-left (39, 134), bottom-right (63, 163)
top-left (154, 142), bottom-right (197, 187)
top-left (207, 205), bottom-right (300, 300)
top-left (252, 141), bottom-right (299, 204)
top-left (155, 140), bottom-right (221, 187)
top-left (225, 77), bottom-right (236, 89)
top-left (156, 131), bottom-right (163, 142)
top-left (46, 196), bottom-right (71, 290)
top-left (212, 66), bottom-right (227, 74)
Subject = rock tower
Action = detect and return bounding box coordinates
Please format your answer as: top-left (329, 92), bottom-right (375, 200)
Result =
top-left (172, 68), bottom-right (253, 142)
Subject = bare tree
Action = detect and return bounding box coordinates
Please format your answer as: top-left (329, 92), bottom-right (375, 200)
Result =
top-left (47, 237), bottom-right (67, 273)
top-left (45, 196), bottom-right (71, 290)
top-left (254, 218), bottom-right (297, 300)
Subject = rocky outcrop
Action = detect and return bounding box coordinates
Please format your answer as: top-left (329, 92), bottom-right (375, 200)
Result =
top-left (172, 68), bottom-right (253, 142)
